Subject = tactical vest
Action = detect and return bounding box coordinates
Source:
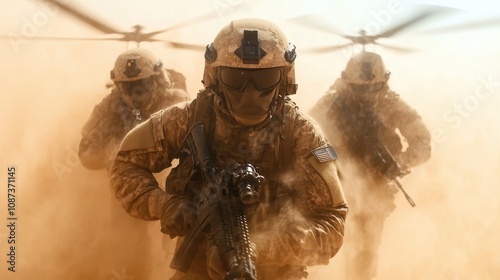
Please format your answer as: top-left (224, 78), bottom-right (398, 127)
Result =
top-left (166, 90), bottom-right (296, 216)
top-left (166, 90), bottom-right (310, 279)
top-left (328, 89), bottom-right (402, 177)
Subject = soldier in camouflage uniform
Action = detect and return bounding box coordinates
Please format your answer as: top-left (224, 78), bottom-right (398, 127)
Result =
top-left (110, 18), bottom-right (348, 280)
top-left (309, 51), bottom-right (431, 280)
top-left (78, 48), bottom-right (190, 279)
top-left (79, 48), bottom-right (190, 170)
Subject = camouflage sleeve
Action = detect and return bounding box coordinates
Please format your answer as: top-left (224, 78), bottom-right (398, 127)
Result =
top-left (254, 108), bottom-right (348, 267)
top-left (384, 95), bottom-right (432, 168)
top-left (110, 102), bottom-right (192, 220)
top-left (78, 94), bottom-right (124, 170)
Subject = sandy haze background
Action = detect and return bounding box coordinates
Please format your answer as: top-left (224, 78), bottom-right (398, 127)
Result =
top-left (1, 0), bottom-right (500, 279)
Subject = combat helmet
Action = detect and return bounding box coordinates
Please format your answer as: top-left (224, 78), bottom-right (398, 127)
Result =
top-left (202, 18), bottom-right (298, 95)
top-left (110, 48), bottom-right (163, 82)
top-left (341, 51), bottom-right (390, 85)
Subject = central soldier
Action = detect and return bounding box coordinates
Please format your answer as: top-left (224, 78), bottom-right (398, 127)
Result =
top-left (110, 18), bottom-right (348, 280)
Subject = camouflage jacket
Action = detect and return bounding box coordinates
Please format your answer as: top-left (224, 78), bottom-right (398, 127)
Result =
top-left (110, 90), bottom-right (348, 269)
top-left (309, 83), bottom-right (431, 175)
top-left (78, 86), bottom-right (190, 170)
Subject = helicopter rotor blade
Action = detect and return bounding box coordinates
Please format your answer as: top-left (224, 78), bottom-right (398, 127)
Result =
top-left (164, 41), bottom-right (206, 51)
top-left (0, 34), bottom-right (123, 41)
top-left (41, 0), bottom-right (123, 34)
top-left (419, 16), bottom-right (500, 34)
top-left (0, 34), bottom-right (206, 50)
top-left (301, 43), bottom-right (353, 54)
top-left (376, 6), bottom-right (455, 38)
top-left (39, 0), bottom-right (219, 43)
top-left (373, 41), bottom-right (416, 52)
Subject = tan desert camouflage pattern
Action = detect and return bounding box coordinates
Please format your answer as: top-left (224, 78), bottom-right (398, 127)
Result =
top-left (310, 84), bottom-right (431, 168)
top-left (110, 90), bottom-right (348, 278)
top-left (78, 85), bottom-right (190, 170)
top-left (309, 82), bottom-right (431, 280)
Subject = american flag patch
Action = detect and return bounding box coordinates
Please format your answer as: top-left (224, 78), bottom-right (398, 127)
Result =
top-left (311, 146), bottom-right (338, 162)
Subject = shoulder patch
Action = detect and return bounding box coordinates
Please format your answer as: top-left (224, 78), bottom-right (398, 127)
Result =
top-left (307, 156), bottom-right (346, 206)
top-left (311, 145), bottom-right (338, 162)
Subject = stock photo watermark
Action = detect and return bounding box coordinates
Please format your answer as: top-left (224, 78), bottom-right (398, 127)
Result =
top-left (52, 144), bottom-right (80, 182)
top-left (7, 0), bottom-right (72, 54)
top-left (431, 73), bottom-right (500, 148)
top-left (5, 166), bottom-right (18, 273)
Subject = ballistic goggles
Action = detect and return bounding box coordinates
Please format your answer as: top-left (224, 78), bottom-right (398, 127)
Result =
top-left (218, 67), bottom-right (283, 92)
top-left (117, 76), bottom-right (155, 96)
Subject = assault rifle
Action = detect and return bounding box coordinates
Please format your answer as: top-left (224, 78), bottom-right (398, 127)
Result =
top-left (170, 122), bottom-right (262, 279)
top-left (370, 136), bottom-right (416, 207)
top-left (333, 96), bottom-right (416, 207)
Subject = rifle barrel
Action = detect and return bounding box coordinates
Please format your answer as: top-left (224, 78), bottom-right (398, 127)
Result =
top-left (394, 179), bottom-right (416, 207)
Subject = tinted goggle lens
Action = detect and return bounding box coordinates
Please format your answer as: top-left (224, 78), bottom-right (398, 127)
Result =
top-left (118, 76), bottom-right (155, 95)
top-left (219, 67), bottom-right (282, 91)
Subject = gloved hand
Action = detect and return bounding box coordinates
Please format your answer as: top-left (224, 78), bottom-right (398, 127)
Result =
top-left (160, 194), bottom-right (196, 238)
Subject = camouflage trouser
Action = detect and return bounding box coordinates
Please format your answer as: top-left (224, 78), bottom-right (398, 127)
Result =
top-left (168, 238), bottom-right (308, 280)
top-left (343, 176), bottom-right (397, 280)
